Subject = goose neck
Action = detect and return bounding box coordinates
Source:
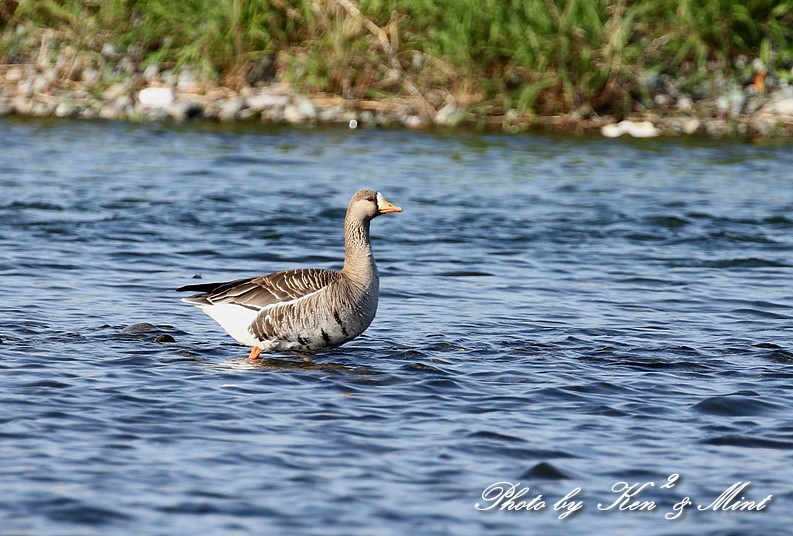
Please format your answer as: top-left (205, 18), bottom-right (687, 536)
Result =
top-left (342, 215), bottom-right (375, 278)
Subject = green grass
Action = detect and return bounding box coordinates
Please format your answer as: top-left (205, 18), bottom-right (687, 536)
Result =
top-left (3, 0), bottom-right (792, 116)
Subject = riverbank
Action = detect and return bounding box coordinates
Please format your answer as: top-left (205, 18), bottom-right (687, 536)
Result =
top-left (4, 55), bottom-right (792, 138)
top-left (2, 3), bottom-right (793, 138)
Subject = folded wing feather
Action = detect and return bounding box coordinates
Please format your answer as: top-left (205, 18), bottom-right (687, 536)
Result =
top-left (179, 268), bottom-right (341, 311)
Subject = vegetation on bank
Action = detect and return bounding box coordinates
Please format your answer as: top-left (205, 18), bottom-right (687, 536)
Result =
top-left (2, 0), bottom-right (792, 118)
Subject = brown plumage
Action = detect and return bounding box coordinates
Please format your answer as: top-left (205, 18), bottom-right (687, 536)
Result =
top-left (178, 189), bottom-right (402, 358)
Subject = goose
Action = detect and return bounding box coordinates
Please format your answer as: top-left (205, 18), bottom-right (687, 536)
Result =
top-left (178, 189), bottom-right (402, 359)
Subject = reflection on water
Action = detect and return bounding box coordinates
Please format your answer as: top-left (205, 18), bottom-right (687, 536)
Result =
top-left (1, 117), bottom-right (793, 535)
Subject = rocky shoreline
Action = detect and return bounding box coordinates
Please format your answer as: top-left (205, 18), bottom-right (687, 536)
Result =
top-left (2, 29), bottom-right (793, 138)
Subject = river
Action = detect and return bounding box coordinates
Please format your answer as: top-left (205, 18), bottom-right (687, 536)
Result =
top-left (1, 117), bottom-right (792, 535)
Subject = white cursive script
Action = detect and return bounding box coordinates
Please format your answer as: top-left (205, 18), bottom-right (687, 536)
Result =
top-left (553, 487), bottom-right (583, 519)
top-left (598, 481), bottom-right (656, 511)
top-left (475, 482), bottom-right (545, 511)
top-left (697, 482), bottom-right (773, 512)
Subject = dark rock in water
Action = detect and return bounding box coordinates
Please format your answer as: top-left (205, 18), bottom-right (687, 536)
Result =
top-left (122, 322), bottom-right (158, 334)
top-left (520, 462), bottom-right (570, 480)
top-left (154, 334), bottom-right (175, 343)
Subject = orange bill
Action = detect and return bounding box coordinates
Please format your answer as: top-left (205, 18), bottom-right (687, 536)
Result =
top-left (378, 196), bottom-right (403, 214)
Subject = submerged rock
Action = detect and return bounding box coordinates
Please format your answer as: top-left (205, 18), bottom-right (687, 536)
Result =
top-left (520, 462), bottom-right (571, 480)
top-left (122, 322), bottom-right (158, 333)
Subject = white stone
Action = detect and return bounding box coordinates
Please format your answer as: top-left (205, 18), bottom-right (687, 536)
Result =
top-left (601, 120), bottom-right (660, 138)
top-left (98, 103), bottom-right (124, 120)
top-left (102, 82), bottom-right (128, 101)
top-left (283, 104), bottom-right (302, 123)
top-left (676, 96), bottom-right (693, 112)
top-left (17, 80), bottom-right (33, 97)
top-left (403, 115), bottom-right (424, 128)
top-left (55, 102), bottom-right (78, 118)
top-left (31, 76), bottom-right (49, 93)
top-left (681, 118), bottom-right (700, 135)
top-left (5, 66), bottom-right (23, 82)
top-left (246, 93), bottom-right (288, 111)
top-left (81, 67), bottom-right (100, 84)
top-left (142, 64), bottom-right (159, 81)
top-left (218, 97), bottom-right (246, 122)
top-left (138, 87), bottom-right (175, 108)
top-left (293, 96), bottom-right (316, 119)
top-left (177, 69), bottom-right (199, 91)
top-left (759, 97), bottom-right (793, 116)
top-left (435, 102), bottom-right (458, 125)
top-left (11, 96), bottom-right (32, 114)
top-left (600, 123), bottom-right (623, 138)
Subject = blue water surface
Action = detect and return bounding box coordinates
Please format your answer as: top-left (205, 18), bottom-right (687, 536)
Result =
top-left (1, 117), bottom-right (792, 535)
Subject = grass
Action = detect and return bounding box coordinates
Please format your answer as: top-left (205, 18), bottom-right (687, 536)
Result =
top-left (3, 0), bottom-right (792, 117)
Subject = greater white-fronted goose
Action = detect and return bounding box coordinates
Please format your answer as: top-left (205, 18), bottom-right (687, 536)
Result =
top-left (178, 189), bottom-right (402, 359)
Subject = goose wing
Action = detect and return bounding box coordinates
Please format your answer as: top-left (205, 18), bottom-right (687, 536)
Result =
top-left (178, 268), bottom-right (341, 311)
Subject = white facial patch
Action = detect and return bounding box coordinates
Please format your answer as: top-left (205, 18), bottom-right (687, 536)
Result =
top-left (376, 192), bottom-right (385, 208)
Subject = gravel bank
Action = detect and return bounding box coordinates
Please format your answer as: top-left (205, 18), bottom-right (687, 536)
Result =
top-left (2, 26), bottom-right (792, 137)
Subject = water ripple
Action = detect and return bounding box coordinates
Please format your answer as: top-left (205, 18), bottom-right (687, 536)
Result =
top-left (1, 120), bottom-right (792, 535)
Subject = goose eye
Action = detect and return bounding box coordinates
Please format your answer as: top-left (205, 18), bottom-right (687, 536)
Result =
top-left (366, 196), bottom-right (375, 202)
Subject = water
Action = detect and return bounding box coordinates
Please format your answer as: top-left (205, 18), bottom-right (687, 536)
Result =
top-left (1, 117), bottom-right (792, 535)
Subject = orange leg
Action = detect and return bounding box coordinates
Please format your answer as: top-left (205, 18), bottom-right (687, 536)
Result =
top-left (248, 346), bottom-right (263, 360)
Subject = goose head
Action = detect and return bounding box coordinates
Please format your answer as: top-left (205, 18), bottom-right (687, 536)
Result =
top-left (347, 189), bottom-right (403, 221)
